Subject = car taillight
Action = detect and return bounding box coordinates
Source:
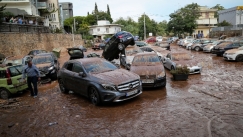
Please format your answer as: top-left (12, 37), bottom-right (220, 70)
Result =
top-left (5, 69), bottom-right (12, 85)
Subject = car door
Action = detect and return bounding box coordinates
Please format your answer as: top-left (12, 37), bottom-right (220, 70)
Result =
top-left (62, 63), bottom-right (75, 91)
top-left (71, 62), bottom-right (88, 96)
top-left (163, 53), bottom-right (172, 69)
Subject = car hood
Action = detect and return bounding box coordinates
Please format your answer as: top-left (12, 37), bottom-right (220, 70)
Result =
top-left (36, 63), bottom-right (52, 70)
top-left (130, 64), bottom-right (164, 76)
top-left (225, 48), bottom-right (241, 54)
top-left (205, 43), bottom-right (215, 48)
top-left (91, 69), bottom-right (139, 86)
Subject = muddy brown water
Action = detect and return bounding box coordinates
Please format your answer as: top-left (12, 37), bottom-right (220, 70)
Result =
top-left (1, 45), bottom-right (243, 137)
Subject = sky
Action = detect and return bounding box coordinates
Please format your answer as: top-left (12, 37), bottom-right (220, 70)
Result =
top-left (59, 0), bottom-right (243, 23)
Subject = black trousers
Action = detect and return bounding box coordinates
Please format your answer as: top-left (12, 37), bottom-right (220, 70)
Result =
top-left (27, 76), bottom-right (38, 96)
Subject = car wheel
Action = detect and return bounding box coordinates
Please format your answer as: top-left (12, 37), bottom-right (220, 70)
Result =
top-left (236, 54), bottom-right (243, 62)
top-left (51, 71), bottom-right (58, 80)
top-left (58, 79), bottom-right (68, 93)
top-left (0, 88), bottom-right (11, 99)
top-left (171, 66), bottom-right (175, 70)
top-left (195, 47), bottom-right (200, 51)
top-left (118, 43), bottom-right (125, 50)
top-left (89, 86), bottom-right (101, 106)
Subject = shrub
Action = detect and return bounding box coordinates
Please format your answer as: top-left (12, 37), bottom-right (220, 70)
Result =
top-left (170, 65), bottom-right (190, 75)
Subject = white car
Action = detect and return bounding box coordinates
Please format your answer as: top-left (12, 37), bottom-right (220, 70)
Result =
top-left (162, 52), bottom-right (202, 74)
top-left (156, 36), bottom-right (163, 42)
top-left (223, 46), bottom-right (243, 61)
top-left (203, 40), bottom-right (225, 53)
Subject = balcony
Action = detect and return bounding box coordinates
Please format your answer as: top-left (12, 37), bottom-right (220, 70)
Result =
top-left (196, 18), bottom-right (217, 25)
top-left (37, 2), bottom-right (47, 9)
top-left (1, 0), bottom-right (29, 3)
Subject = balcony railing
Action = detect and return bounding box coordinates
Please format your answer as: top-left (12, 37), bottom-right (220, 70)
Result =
top-left (1, 0), bottom-right (29, 2)
top-left (37, 2), bottom-right (47, 9)
top-left (0, 24), bottom-right (50, 33)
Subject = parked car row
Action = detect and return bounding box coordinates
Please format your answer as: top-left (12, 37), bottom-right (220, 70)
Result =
top-left (176, 36), bottom-right (243, 62)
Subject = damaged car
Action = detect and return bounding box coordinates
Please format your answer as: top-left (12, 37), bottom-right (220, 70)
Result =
top-left (223, 46), bottom-right (243, 62)
top-left (102, 31), bottom-right (135, 61)
top-left (67, 48), bottom-right (84, 60)
top-left (57, 58), bottom-right (142, 106)
top-left (162, 52), bottom-right (202, 74)
top-left (212, 41), bottom-right (243, 56)
top-left (32, 53), bottom-right (60, 80)
top-left (120, 45), bottom-right (143, 70)
top-left (130, 52), bottom-right (166, 87)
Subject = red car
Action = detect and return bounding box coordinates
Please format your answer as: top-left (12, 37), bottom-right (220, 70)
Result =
top-left (145, 37), bottom-right (156, 43)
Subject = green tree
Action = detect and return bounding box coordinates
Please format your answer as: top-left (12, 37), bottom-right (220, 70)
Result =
top-left (218, 20), bottom-right (232, 26)
top-left (114, 17), bottom-right (139, 35)
top-left (0, 0), bottom-right (6, 24)
top-left (138, 14), bottom-right (158, 39)
top-left (64, 16), bottom-right (86, 33)
top-left (94, 2), bottom-right (98, 14)
top-left (107, 4), bottom-right (111, 16)
top-left (167, 3), bottom-right (200, 36)
top-left (211, 4), bottom-right (225, 19)
top-left (96, 11), bottom-right (113, 23)
top-left (87, 12), bottom-right (89, 15)
top-left (157, 20), bottom-right (167, 36)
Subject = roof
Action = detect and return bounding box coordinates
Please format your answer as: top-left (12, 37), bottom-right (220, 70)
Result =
top-left (74, 57), bottom-right (105, 65)
top-left (135, 52), bottom-right (157, 56)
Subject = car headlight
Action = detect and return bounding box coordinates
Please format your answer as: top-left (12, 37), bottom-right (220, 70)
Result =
top-left (101, 84), bottom-right (117, 91)
top-left (157, 71), bottom-right (165, 78)
top-left (48, 66), bottom-right (54, 70)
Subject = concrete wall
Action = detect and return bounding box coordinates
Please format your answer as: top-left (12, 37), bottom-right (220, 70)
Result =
top-left (0, 33), bottom-right (83, 56)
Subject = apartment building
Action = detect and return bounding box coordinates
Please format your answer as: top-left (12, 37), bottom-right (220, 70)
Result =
top-left (218, 6), bottom-right (243, 26)
top-left (194, 6), bottom-right (218, 37)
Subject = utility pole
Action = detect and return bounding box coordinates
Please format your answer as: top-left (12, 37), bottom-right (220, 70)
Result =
top-left (73, 17), bottom-right (76, 33)
top-left (35, 0), bottom-right (37, 25)
top-left (209, 17), bottom-right (210, 38)
top-left (144, 12), bottom-right (146, 40)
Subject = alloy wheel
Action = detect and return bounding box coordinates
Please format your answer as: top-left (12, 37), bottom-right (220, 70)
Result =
top-left (89, 87), bottom-right (100, 105)
top-left (195, 47), bottom-right (200, 51)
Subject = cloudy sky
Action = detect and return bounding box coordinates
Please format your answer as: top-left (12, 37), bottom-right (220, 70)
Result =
top-left (59, 0), bottom-right (242, 22)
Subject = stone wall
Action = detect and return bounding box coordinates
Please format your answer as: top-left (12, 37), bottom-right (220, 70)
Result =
top-left (0, 33), bottom-right (83, 56)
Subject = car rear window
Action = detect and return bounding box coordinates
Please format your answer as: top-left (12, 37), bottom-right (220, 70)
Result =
top-left (8, 65), bottom-right (23, 77)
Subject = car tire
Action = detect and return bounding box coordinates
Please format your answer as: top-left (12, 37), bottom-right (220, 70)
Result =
top-left (58, 79), bottom-right (69, 93)
top-left (0, 88), bottom-right (11, 99)
top-left (236, 54), bottom-right (243, 62)
top-left (51, 71), bottom-right (58, 80)
top-left (195, 47), bottom-right (200, 51)
top-left (89, 86), bottom-right (101, 106)
top-left (171, 66), bottom-right (175, 70)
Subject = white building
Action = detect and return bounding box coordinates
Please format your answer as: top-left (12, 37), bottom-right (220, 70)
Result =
top-left (0, 0), bottom-right (60, 29)
top-left (89, 20), bottom-right (122, 40)
top-left (218, 6), bottom-right (243, 25)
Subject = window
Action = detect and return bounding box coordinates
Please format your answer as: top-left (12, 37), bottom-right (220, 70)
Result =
top-left (106, 28), bottom-right (109, 33)
top-left (72, 64), bottom-right (84, 73)
top-left (97, 28), bottom-right (100, 32)
top-left (206, 12), bottom-right (209, 18)
top-left (9, 65), bottom-right (23, 77)
top-left (0, 70), bottom-right (6, 78)
top-left (66, 63), bottom-right (73, 71)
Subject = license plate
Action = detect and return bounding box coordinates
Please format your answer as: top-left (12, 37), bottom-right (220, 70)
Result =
top-left (126, 90), bottom-right (138, 97)
top-left (142, 79), bottom-right (154, 83)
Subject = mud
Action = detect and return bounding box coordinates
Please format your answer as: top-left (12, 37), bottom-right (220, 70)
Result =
top-left (1, 44), bottom-right (243, 137)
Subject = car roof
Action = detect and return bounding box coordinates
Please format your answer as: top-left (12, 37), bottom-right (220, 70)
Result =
top-left (34, 53), bottom-right (53, 57)
top-left (70, 57), bottom-right (105, 65)
top-left (135, 52), bottom-right (157, 56)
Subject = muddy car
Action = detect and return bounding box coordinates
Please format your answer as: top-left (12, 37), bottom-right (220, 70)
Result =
top-left (102, 31), bottom-right (135, 61)
top-left (120, 45), bottom-right (143, 70)
top-left (203, 40), bottom-right (225, 53)
top-left (28, 49), bottom-right (48, 57)
top-left (32, 53), bottom-right (60, 80)
top-left (67, 48), bottom-right (84, 60)
top-left (162, 52), bottom-right (202, 74)
top-left (223, 46), bottom-right (243, 62)
top-left (154, 41), bottom-right (170, 50)
top-left (130, 52), bottom-right (166, 87)
top-left (2, 55), bottom-right (24, 66)
top-left (212, 41), bottom-right (243, 56)
top-left (57, 58), bottom-right (142, 106)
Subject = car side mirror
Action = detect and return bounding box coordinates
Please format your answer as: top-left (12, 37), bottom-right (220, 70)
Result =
top-left (79, 72), bottom-right (86, 77)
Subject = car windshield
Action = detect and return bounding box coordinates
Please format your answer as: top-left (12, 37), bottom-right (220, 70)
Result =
top-left (5, 59), bottom-right (22, 65)
top-left (132, 54), bottom-right (160, 66)
top-left (83, 60), bottom-right (117, 74)
top-left (32, 55), bottom-right (53, 64)
top-left (172, 53), bottom-right (192, 61)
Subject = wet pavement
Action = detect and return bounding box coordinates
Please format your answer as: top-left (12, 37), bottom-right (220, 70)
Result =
top-left (1, 44), bottom-right (243, 137)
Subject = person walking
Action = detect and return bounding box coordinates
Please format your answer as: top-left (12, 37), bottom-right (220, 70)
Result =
top-left (22, 58), bottom-right (41, 98)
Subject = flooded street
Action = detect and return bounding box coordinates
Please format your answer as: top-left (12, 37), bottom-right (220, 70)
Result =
top-left (1, 44), bottom-right (243, 137)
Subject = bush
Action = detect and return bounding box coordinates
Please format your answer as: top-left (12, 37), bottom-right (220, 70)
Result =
top-left (170, 65), bottom-right (190, 75)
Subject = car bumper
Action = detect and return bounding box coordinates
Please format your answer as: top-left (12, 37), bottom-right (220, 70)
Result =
top-left (223, 54), bottom-right (236, 60)
top-left (8, 83), bottom-right (28, 94)
top-left (203, 48), bottom-right (212, 52)
top-left (141, 77), bottom-right (166, 87)
top-left (188, 66), bottom-right (202, 74)
top-left (99, 85), bottom-right (142, 103)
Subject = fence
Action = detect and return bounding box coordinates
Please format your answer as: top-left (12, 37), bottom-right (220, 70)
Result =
top-left (210, 25), bottom-right (243, 38)
top-left (0, 23), bottom-right (50, 33)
